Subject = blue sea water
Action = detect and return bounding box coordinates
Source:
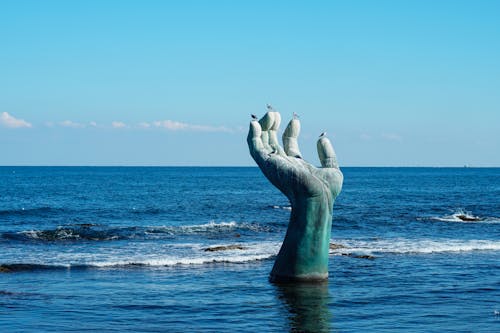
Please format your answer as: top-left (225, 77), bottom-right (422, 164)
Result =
top-left (0, 166), bottom-right (499, 332)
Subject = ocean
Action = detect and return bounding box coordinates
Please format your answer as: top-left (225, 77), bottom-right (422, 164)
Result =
top-left (1, 166), bottom-right (499, 332)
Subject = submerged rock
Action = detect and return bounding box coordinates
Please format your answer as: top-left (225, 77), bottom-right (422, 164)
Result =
top-left (203, 244), bottom-right (247, 252)
top-left (0, 266), bottom-right (11, 273)
top-left (456, 214), bottom-right (481, 222)
top-left (329, 243), bottom-right (346, 250)
top-left (341, 253), bottom-right (376, 260)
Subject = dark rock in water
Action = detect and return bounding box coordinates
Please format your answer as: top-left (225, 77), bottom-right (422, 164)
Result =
top-left (0, 266), bottom-right (11, 273)
top-left (456, 214), bottom-right (481, 222)
top-left (203, 244), bottom-right (247, 252)
top-left (341, 253), bottom-right (376, 260)
top-left (329, 243), bottom-right (346, 250)
top-left (352, 254), bottom-right (376, 260)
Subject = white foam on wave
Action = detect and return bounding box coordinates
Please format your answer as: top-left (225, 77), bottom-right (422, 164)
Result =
top-left (146, 221), bottom-right (270, 235)
top-left (90, 241), bottom-right (281, 267)
top-left (330, 238), bottom-right (500, 256)
top-left (143, 221), bottom-right (238, 235)
top-left (272, 205), bottom-right (292, 211)
top-left (429, 209), bottom-right (500, 223)
top-left (177, 221), bottom-right (237, 230)
top-left (14, 221), bottom-right (268, 242)
top-left (20, 229), bottom-right (80, 240)
top-left (20, 230), bottom-right (41, 239)
top-left (2, 241), bottom-right (282, 269)
top-left (89, 253), bottom-right (276, 268)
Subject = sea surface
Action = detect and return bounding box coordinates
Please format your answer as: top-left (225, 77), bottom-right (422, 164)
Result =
top-left (1, 167), bottom-right (499, 332)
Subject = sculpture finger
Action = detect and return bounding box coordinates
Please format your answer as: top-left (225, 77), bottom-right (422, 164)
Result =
top-left (259, 112), bottom-right (275, 150)
top-left (282, 118), bottom-right (302, 158)
top-left (268, 112), bottom-right (285, 155)
top-left (258, 112), bottom-right (275, 131)
top-left (317, 137), bottom-right (339, 168)
top-left (247, 120), bottom-right (270, 163)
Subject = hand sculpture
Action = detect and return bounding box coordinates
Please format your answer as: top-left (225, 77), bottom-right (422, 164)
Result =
top-left (247, 111), bottom-right (343, 282)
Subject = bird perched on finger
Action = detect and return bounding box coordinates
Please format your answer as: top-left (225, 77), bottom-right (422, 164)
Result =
top-left (251, 114), bottom-right (258, 120)
top-left (293, 112), bottom-right (299, 119)
top-left (319, 132), bottom-right (327, 137)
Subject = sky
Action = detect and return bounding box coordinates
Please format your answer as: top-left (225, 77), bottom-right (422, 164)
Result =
top-left (1, 0), bottom-right (499, 166)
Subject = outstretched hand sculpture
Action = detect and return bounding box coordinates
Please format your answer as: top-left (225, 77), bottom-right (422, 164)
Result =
top-left (247, 111), bottom-right (343, 283)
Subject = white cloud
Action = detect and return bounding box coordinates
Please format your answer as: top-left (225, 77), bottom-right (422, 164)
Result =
top-left (60, 120), bottom-right (85, 128)
top-left (38, 118), bottom-right (233, 132)
top-left (152, 119), bottom-right (232, 133)
top-left (0, 112), bottom-right (32, 128)
top-left (382, 133), bottom-right (402, 141)
top-left (111, 121), bottom-right (127, 128)
top-left (153, 120), bottom-right (188, 130)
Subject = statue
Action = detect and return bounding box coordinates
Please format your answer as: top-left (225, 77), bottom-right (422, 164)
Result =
top-left (247, 111), bottom-right (343, 282)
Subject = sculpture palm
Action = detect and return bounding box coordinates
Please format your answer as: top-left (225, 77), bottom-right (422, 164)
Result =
top-left (247, 111), bottom-right (343, 282)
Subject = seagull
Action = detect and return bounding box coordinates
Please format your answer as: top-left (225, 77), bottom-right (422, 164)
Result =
top-left (251, 114), bottom-right (258, 120)
top-left (266, 104), bottom-right (274, 111)
top-left (319, 132), bottom-right (327, 137)
top-left (293, 112), bottom-right (299, 119)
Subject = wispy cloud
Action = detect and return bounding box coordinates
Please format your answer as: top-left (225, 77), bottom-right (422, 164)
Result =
top-left (32, 117), bottom-right (236, 132)
top-left (148, 120), bottom-right (233, 133)
top-left (111, 121), bottom-right (127, 128)
top-left (0, 112), bottom-right (32, 128)
top-left (382, 133), bottom-right (402, 141)
top-left (59, 120), bottom-right (86, 128)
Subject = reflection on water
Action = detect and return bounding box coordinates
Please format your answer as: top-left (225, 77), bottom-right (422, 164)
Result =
top-left (275, 282), bottom-right (332, 332)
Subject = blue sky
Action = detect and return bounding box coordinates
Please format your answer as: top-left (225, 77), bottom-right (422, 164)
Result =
top-left (1, 0), bottom-right (499, 166)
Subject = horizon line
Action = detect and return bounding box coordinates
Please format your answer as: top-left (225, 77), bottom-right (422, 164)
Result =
top-left (1, 165), bottom-right (499, 168)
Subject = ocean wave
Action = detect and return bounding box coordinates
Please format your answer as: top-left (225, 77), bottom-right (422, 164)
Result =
top-left (271, 205), bottom-right (292, 211)
top-left (0, 242), bottom-right (281, 272)
top-left (428, 209), bottom-right (500, 223)
top-left (2, 221), bottom-right (272, 243)
top-left (0, 263), bottom-right (68, 273)
top-left (89, 253), bottom-right (275, 268)
top-left (329, 238), bottom-right (500, 256)
top-left (3, 237), bottom-right (498, 273)
top-left (3, 227), bottom-right (128, 242)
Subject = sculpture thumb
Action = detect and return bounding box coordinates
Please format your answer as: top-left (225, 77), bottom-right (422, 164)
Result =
top-left (317, 137), bottom-right (339, 168)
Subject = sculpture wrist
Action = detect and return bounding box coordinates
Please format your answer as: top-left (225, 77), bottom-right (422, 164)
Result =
top-left (270, 196), bottom-right (333, 282)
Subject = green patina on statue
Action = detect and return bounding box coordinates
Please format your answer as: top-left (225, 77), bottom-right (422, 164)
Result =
top-left (247, 111), bottom-right (343, 283)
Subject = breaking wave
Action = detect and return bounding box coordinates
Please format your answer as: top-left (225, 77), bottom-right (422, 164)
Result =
top-left (428, 209), bottom-right (500, 223)
top-left (271, 205), bottom-right (292, 211)
top-left (1, 221), bottom-right (272, 243)
top-left (3, 236), bottom-right (498, 273)
top-left (329, 238), bottom-right (500, 257)
top-left (0, 241), bottom-right (281, 272)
